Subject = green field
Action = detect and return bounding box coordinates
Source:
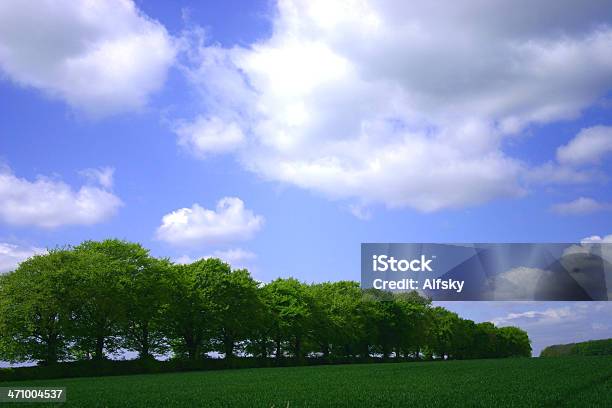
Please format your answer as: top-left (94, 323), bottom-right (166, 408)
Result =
top-left (2, 356), bottom-right (611, 407)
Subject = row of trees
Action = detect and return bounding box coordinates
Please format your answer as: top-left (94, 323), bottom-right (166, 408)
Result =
top-left (0, 240), bottom-right (531, 365)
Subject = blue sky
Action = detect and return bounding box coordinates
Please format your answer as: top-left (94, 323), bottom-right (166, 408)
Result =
top-left (1, 0), bottom-right (612, 355)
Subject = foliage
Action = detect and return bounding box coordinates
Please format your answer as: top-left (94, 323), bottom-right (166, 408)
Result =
top-left (540, 338), bottom-right (612, 357)
top-left (0, 249), bottom-right (79, 365)
top-left (0, 239), bottom-right (532, 367)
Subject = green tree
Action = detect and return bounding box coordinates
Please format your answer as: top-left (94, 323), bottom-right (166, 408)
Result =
top-left (120, 256), bottom-right (171, 359)
top-left (450, 318), bottom-right (476, 360)
top-left (353, 289), bottom-right (389, 360)
top-left (308, 281), bottom-right (363, 360)
top-left (474, 322), bottom-right (498, 358)
top-left (163, 259), bottom-right (224, 360)
top-left (70, 247), bottom-right (123, 360)
top-left (0, 237), bottom-right (534, 367)
top-left (213, 267), bottom-right (262, 360)
top-left (75, 239), bottom-right (168, 360)
top-left (245, 285), bottom-right (276, 360)
top-left (261, 278), bottom-right (314, 362)
top-left (497, 326), bottom-right (531, 357)
top-left (392, 294), bottom-right (430, 359)
top-left (427, 307), bottom-right (459, 359)
top-left (0, 249), bottom-right (79, 365)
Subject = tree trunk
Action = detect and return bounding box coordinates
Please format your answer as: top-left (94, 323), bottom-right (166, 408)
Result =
top-left (275, 337), bottom-right (282, 363)
top-left (186, 343), bottom-right (201, 360)
top-left (183, 331), bottom-right (198, 361)
top-left (294, 336), bottom-right (302, 363)
top-left (258, 337), bottom-right (267, 359)
top-left (44, 334), bottom-right (58, 365)
top-left (140, 324), bottom-right (150, 359)
top-left (94, 335), bottom-right (105, 360)
top-left (382, 343), bottom-right (390, 361)
top-left (223, 332), bottom-right (234, 360)
top-left (322, 343), bottom-right (330, 360)
top-left (361, 343), bottom-right (370, 361)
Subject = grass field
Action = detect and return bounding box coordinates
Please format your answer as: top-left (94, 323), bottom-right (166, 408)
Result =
top-left (2, 356), bottom-right (611, 407)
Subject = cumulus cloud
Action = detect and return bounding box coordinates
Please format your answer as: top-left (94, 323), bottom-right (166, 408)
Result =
top-left (489, 267), bottom-right (551, 301)
top-left (0, 242), bottom-right (45, 273)
top-left (557, 126), bottom-right (612, 166)
top-left (176, 0), bottom-right (612, 212)
top-left (156, 197), bottom-right (264, 246)
top-left (0, 0), bottom-right (176, 116)
top-left (79, 167), bottom-right (115, 189)
top-left (0, 166), bottom-right (122, 228)
top-left (348, 204), bottom-right (372, 221)
top-left (582, 234), bottom-right (612, 243)
top-left (551, 197), bottom-right (611, 215)
top-left (175, 248), bottom-right (256, 266)
top-left (174, 116), bottom-right (245, 157)
top-left (491, 306), bottom-right (575, 327)
top-left (524, 162), bottom-right (599, 185)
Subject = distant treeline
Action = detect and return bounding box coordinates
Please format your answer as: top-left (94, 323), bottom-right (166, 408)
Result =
top-left (0, 239), bottom-right (531, 368)
top-left (540, 338), bottom-right (612, 357)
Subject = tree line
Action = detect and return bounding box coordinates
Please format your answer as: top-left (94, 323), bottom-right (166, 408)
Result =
top-left (540, 338), bottom-right (612, 357)
top-left (0, 239), bottom-right (531, 366)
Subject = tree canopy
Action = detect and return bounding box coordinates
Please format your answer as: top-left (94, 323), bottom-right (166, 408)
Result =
top-left (0, 239), bottom-right (531, 366)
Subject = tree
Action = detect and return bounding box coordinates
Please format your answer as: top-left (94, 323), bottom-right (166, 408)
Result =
top-left (497, 326), bottom-right (531, 357)
top-left (163, 259), bottom-right (224, 360)
top-left (0, 249), bottom-right (79, 365)
top-left (392, 294), bottom-right (429, 359)
top-left (474, 322), bottom-right (498, 359)
top-left (212, 267), bottom-right (261, 360)
top-left (245, 285), bottom-right (276, 360)
top-left (308, 281), bottom-right (363, 360)
top-left (353, 289), bottom-right (388, 360)
top-left (449, 318), bottom-right (476, 360)
top-left (0, 238), bottom-right (534, 366)
top-left (73, 241), bottom-right (126, 360)
top-left (427, 307), bottom-right (459, 359)
top-left (120, 256), bottom-right (171, 359)
top-left (261, 278), bottom-right (314, 362)
top-left (72, 239), bottom-right (168, 360)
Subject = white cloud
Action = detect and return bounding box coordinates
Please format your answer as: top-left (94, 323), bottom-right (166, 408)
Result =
top-left (177, 0), bottom-right (612, 212)
top-left (0, 166), bottom-right (122, 228)
top-left (557, 126), bottom-right (612, 166)
top-left (0, 0), bottom-right (176, 116)
top-left (175, 248), bottom-right (256, 266)
top-left (0, 242), bottom-right (45, 273)
top-left (79, 167), bottom-right (115, 189)
top-left (581, 234), bottom-right (612, 243)
top-left (524, 162), bottom-right (598, 185)
top-left (212, 248), bottom-right (256, 264)
top-left (491, 306), bottom-right (575, 327)
top-left (156, 197), bottom-right (264, 246)
top-left (551, 197), bottom-right (611, 215)
top-left (490, 267), bottom-right (551, 300)
top-left (347, 204), bottom-right (372, 221)
top-left (174, 116), bottom-right (245, 156)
